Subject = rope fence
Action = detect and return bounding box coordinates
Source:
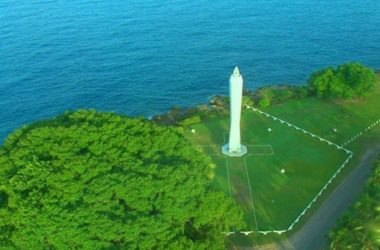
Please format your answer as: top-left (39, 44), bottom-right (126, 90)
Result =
top-left (222, 106), bottom-right (354, 236)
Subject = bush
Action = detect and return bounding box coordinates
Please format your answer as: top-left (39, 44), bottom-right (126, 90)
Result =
top-left (242, 96), bottom-right (254, 107)
top-left (293, 86), bottom-right (310, 99)
top-left (259, 97), bottom-right (271, 108)
top-left (308, 63), bottom-right (378, 99)
top-left (258, 88), bottom-right (275, 101)
top-left (271, 89), bottom-right (294, 103)
top-left (179, 115), bottom-right (202, 127)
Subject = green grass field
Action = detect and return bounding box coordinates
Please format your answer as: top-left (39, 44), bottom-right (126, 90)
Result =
top-left (264, 85), bottom-right (380, 146)
top-left (185, 111), bottom-right (349, 231)
top-left (184, 84), bottom-right (380, 234)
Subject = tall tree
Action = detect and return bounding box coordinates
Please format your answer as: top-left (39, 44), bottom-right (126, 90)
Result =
top-left (0, 110), bottom-right (244, 249)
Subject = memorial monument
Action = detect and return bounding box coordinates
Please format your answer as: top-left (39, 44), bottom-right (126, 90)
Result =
top-left (222, 66), bottom-right (247, 157)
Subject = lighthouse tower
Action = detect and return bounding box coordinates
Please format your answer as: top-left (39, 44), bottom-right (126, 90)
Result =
top-left (222, 66), bottom-right (247, 157)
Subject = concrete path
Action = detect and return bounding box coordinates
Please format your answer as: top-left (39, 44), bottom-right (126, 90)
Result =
top-left (289, 146), bottom-right (380, 250)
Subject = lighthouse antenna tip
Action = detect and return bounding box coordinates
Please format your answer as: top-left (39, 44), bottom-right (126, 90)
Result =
top-left (233, 66), bottom-right (240, 76)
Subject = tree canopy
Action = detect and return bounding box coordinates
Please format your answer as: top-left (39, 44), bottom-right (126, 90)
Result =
top-left (0, 110), bottom-right (243, 249)
top-left (308, 63), bottom-right (378, 99)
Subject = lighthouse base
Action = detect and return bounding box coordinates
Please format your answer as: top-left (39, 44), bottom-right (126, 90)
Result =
top-left (222, 144), bottom-right (247, 157)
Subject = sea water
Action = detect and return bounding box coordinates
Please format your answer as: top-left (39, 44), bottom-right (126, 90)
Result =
top-left (0, 0), bottom-right (379, 142)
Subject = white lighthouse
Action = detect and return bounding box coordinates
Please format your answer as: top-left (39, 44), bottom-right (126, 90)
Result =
top-left (222, 66), bottom-right (247, 157)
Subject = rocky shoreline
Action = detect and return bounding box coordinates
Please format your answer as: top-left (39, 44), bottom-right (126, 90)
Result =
top-left (152, 84), bottom-right (310, 126)
top-left (153, 68), bottom-right (380, 127)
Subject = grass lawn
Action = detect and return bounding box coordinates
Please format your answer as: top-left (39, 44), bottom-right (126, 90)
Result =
top-left (183, 83), bottom-right (380, 240)
top-left (185, 110), bottom-right (349, 231)
top-left (263, 84), bottom-right (380, 146)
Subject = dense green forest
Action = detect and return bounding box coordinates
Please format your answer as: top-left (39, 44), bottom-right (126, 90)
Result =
top-left (329, 157), bottom-right (380, 249)
top-left (0, 110), bottom-right (243, 249)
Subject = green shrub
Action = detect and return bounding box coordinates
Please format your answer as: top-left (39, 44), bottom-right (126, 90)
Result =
top-left (242, 96), bottom-right (254, 107)
top-left (308, 63), bottom-right (378, 99)
top-left (179, 115), bottom-right (202, 127)
top-left (271, 89), bottom-right (294, 103)
top-left (293, 86), bottom-right (310, 99)
top-left (259, 97), bottom-right (271, 108)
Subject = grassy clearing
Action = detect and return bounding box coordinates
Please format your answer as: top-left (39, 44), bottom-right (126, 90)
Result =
top-left (184, 82), bottom-right (380, 247)
top-left (186, 110), bottom-right (348, 231)
top-left (263, 84), bottom-right (380, 146)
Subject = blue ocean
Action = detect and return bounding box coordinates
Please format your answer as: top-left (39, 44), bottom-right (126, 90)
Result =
top-left (0, 0), bottom-right (379, 142)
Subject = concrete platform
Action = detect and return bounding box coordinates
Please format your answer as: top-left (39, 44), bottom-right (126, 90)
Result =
top-left (222, 144), bottom-right (247, 157)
